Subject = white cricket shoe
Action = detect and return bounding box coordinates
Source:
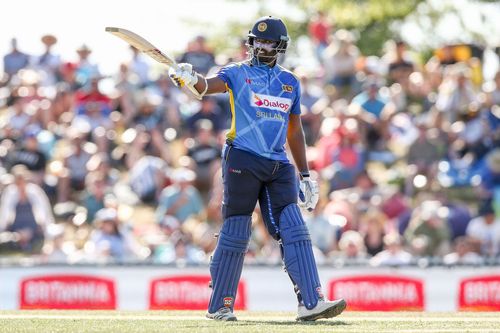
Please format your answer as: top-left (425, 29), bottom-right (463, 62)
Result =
top-left (296, 298), bottom-right (347, 321)
top-left (206, 307), bottom-right (237, 321)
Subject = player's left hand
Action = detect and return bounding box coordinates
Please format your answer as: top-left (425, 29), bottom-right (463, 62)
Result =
top-left (168, 63), bottom-right (198, 88)
top-left (298, 176), bottom-right (319, 211)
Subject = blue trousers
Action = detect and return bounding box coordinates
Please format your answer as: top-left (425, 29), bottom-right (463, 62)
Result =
top-left (222, 145), bottom-right (298, 237)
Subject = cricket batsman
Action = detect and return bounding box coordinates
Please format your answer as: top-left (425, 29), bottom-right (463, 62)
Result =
top-left (168, 16), bottom-right (347, 321)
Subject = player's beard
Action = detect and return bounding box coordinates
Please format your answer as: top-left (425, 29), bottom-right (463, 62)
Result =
top-left (250, 46), bottom-right (278, 66)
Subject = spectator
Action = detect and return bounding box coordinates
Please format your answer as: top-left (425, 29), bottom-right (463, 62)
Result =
top-left (156, 168), bottom-right (204, 224)
top-left (443, 236), bottom-right (484, 265)
top-left (3, 38), bottom-right (29, 79)
top-left (128, 45), bottom-right (150, 87)
top-left (336, 230), bottom-right (368, 261)
top-left (308, 10), bottom-right (332, 60)
top-left (82, 172), bottom-right (109, 223)
top-left (128, 155), bottom-right (169, 204)
top-left (2, 95), bottom-right (30, 138)
top-left (57, 129), bottom-right (92, 202)
top-left (178, 35), bottom-right (215, 75)
top-left (359, 209), bottom-right (387, 257)
top-left (407, 116), bottom-right (442, 176)
top-left (186, 119), bottom-right (221, 196)
top-left (185, 96), bottom-right (227, 136)
top-left (6, 131), bottom-right (47, 184)
top-left (0, 165), bottom-right (54, 254)
top-left (74, 44), bottom-right (100, 88)
top-left (33, 34), bottom-right (61, 86)
top-left (387, 40), bottom-right (415, 85)
top-left (436, 65), bottom-right (477, 124)
top-left (405, 200), bottom-right (451, 257)
top-left (86, 207), bottom-right (148, 262)
top-left (370, 233), bottom-right (412, 266)
top-left (322, 30), bottom-right (359, 97)
top-left (304, 199), bottom-right (339, 257)
top-left (466, 201), bottom-right (500, 257)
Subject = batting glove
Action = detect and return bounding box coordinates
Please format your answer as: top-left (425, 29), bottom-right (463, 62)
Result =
top-left (298, 175), bottom-right (319, 212)
top-left (168, 63), bottom-right (198, 88)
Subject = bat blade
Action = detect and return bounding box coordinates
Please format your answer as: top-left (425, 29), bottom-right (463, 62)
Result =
top-left (105, 27), bottom-right (178, 69)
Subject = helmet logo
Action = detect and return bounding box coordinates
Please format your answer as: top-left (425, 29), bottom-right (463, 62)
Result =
top-left (257, 22), bottom-right (267, 32)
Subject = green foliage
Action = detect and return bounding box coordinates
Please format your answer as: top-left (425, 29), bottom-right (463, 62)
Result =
top-left (297, 0), bottom-right (424, 55)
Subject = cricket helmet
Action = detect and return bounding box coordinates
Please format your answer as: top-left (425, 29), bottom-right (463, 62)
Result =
top-left (247, 16), bottom-right (289, 65)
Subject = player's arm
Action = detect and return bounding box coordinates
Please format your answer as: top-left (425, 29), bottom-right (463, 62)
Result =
top-left (287, 113), bottom-right (309, 175)
top-left (193, 74), bottom-right (227, 95)
top-left (288, 113), bottom-right (319, 211)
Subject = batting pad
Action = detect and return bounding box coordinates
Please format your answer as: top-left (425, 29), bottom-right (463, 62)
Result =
top-left (279, 204), bottom-right (321, 310)
top-left (208, 215), bottom-right (251, 313)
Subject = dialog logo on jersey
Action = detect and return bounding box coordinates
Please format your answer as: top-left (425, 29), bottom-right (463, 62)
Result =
top-left (251, 92), bottom-right (292, 113)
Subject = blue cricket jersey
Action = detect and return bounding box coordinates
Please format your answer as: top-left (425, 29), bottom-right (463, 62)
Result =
top-left (217, 61), bottom-right (301, 162)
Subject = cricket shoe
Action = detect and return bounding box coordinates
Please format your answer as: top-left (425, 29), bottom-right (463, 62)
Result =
top-left (296, 298), bottom-right (347, 321)
top-left (206, 307), bottom-right (237, 321)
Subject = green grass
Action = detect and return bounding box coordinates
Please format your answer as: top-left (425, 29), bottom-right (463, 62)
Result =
top-left (0, 311), bottom-right (499, 333)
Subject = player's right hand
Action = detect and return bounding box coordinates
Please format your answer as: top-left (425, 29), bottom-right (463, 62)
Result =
top-left (168, 63), bottom-right (198, 88)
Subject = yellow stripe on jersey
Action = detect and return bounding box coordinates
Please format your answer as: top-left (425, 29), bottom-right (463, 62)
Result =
top-left (227, 84), bottom-right (236, 142)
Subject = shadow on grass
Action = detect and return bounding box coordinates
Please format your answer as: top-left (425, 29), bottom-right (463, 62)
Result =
top-left (177, 319), bottom-right (350, 329)
top-left (237, 320), bottom-right (350, 327)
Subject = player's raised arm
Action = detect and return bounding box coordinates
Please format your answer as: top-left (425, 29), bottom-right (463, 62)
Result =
top-left (168, 64), bottom-right (226, 98)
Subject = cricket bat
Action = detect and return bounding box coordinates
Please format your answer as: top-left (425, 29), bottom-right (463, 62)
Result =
top-left (105, 27), bottom-right (201, 99)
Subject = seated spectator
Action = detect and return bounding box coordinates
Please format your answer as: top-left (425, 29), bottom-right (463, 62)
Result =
top-left (322, 29), bottom-right (359, 98)
top-left (304, 199), bottom-right (339, 257)
top-left (466, 201), bottom-right (500, 257)
top-left (475, 148), bottom-right (500, 201)
top-left (2, 95), bottom-right (30, 138)
top-left (57, 129), bottom-right (92, 202)
top-left (443, 236), bottom-right (484, 265)
top-left (336, 230), bottom-right (368, 262)
top-left (156, 168), bottom-right (204, 224)
top-left (359, 209), bottom-right (387, 257)
top-left (178, 35), bottom-right (215, 75)
top-left (405, 200), bottom-right (451, 257)
top-left (82, 172), bottom-right (109, 223)
top-left (326, 121), bottom-right (365, 191)
top-left (6, 131), bottom-right (47, 184)
top-left (185, 96), bottom-right (227, 136)
top-left (387, 40), bottom-right (415, 85)
top-left (153, 229), bottom-right (205, 264)
top-left (436, 64), bottom-right (477, 124)
top-left (86, 207), bottom-right (148, 262)
top-left (128, 155), bottom-right (169, 204)
top-left (407, 116), bottom-right (442, 176)
top-left (41, 223), bottom-right (72, 264)
top-left (370, 233), bottom-right (412, 266)
top-left (0, 165), bottom-right (54, 254)
top-left (186, 120), bottom-right (221, 196)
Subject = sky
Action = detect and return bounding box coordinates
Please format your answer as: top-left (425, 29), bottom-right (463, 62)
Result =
top-left (1, 0), bottom-right (499, 78)
top-left (0, 0), bottom-right (264, 75)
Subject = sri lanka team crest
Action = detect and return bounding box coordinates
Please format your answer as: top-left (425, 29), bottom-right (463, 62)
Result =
top-left (258, 22), bottom-right (267, 32)
top-left (282, 84), bottom-right (293, 92)
top-left (251, 92), bottom-right (292, 113)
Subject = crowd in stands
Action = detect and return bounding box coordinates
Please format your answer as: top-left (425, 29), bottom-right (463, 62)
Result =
top-left (0, 18), bottom-right (499, 267)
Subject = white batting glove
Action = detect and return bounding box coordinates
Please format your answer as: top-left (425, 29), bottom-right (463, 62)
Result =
top-left (298, 175), bottom-right (319, 212)
top-left (168, 63), bottom-right (198, 88)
